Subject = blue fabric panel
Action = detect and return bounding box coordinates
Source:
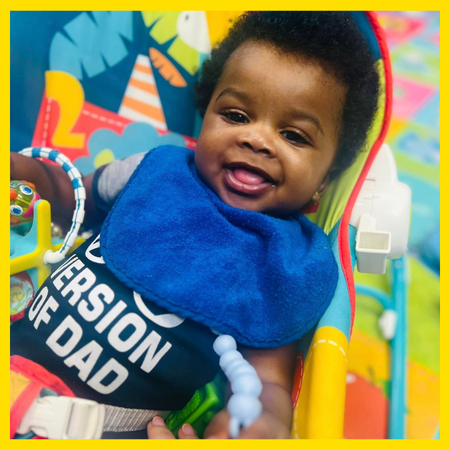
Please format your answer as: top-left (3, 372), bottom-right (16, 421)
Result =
top-left (351, 12), bottom-right (382, 60)
top-left (317, 222), bottom-right (358, 341)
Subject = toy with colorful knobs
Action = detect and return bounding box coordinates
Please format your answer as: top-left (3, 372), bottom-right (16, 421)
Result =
top-left (10, 180), bottom-right (40, 228)
top-left (10, 272), bottom-right (35, 322)
top-left (11, 179), bottom-right (64, 239)
top-left (15, 147), bottom-right (86, 265)
top-left (10, 148), bottom-right (86, 324)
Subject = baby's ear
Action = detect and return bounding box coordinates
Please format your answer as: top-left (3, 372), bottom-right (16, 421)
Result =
top-left (311, 175), bottom-right (331, 203)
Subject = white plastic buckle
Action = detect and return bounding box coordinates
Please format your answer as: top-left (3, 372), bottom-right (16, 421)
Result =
top-left (16, 396), bottom-right (105, 439)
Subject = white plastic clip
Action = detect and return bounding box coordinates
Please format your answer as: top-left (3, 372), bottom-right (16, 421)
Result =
top-left (356, 213), bottom-right (391, 274)
top-left (16, 396), bottom-right (105, 439)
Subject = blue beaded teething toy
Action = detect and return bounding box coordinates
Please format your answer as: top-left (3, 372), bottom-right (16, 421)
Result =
top-left (213, 335), bottom-right (263, 438)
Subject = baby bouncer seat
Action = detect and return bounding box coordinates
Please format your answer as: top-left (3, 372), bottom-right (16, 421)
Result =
top-left (10, 11), bottom-right (411, 439)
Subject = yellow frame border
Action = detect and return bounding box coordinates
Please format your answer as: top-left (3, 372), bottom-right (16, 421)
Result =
top-left (4, 4), bottom-right (443, 448)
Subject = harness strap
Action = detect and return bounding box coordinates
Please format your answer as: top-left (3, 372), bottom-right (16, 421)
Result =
top-left (16, 395), bottom-right (169, 439)
top-left (104, 404), bottom-right (168, 433)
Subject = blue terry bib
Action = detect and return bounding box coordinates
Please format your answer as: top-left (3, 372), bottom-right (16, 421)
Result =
top-left (101, 146), bottom-right (338, 348)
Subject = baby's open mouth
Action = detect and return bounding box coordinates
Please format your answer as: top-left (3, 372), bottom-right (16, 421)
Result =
top-left (224, 164), bottom-right (275, 195)
top-left (233, 167), bottom-right (268, 185)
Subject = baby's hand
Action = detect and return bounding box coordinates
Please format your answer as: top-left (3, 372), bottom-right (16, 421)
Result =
top-left (147, 410), bottom-right (291, 439)
top-left (147, 416), bottom-right (198, 439)
top-left (204, 409), bottom-right (291, 439)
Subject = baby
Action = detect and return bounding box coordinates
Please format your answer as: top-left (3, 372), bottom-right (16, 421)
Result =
top-left (10, 12), bottom-right (379, 439)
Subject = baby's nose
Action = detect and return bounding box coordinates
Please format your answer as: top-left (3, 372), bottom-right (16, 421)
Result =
top-left (238, 132), bottom-right (275, 156)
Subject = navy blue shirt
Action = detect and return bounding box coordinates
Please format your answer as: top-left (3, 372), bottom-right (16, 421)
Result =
top-left (10, 233), bottom-right (220, 412)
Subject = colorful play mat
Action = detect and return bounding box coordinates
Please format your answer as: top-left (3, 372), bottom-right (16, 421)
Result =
top-left (345, 11), bottom-right (440, 439)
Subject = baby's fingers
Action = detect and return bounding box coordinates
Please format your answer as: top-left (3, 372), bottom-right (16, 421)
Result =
top-left (178, 423), bottom-right (199, 439)
top-left (147, 416), bottom-right (176, 439)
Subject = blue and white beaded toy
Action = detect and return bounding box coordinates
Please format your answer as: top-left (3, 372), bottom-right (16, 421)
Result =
top-left (213, 335), bottom-right (263, 438)
top-left (18, 147), bottom-right (86, 265)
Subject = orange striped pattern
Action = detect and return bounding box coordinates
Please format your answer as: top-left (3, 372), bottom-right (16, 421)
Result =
top-left (129, 78), bottom-right (159, 96)
top-left (118, 54), bottom-right (167, 129)
top-left (121, 97), bottom-right (166, 123)
top-left (135, 63), bottom-right (153, 75)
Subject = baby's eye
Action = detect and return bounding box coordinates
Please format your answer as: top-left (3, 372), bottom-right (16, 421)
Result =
top-left (222, 111), bottom-right (248, 124)
top-left (280, 130), bottom-right (310, 146)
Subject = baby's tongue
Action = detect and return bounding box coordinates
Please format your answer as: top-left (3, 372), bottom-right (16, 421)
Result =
top-left (233, 168), bottom-right (266, 185)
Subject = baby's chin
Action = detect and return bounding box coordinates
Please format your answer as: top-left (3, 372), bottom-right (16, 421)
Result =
top-left (218, 190), bottom-right (299, 218)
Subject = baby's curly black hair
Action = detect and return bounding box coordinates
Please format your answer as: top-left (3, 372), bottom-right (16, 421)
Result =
top-left (195, 11), bottom-right (380, 180)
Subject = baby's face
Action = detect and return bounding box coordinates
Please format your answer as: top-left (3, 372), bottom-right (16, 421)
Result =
top-left (195, 41), bottom-right (347, 217)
